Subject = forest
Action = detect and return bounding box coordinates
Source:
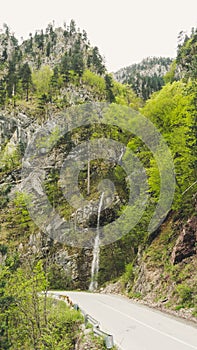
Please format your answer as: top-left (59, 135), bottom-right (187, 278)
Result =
top-left (0, 21), bottom-right (197, 349)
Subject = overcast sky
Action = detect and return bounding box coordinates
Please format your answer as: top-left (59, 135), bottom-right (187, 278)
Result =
top-left (0, 0), bottom-right (197, 72)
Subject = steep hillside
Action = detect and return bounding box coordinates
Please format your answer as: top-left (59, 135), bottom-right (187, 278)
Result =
top-left (0, 21), bottom-right (141, 291)
top-left (0, 22), bottom-right (197, 349)
top-left (112, 29), bottom-right (197, 320)
top-left (114, 57), bottom-right (172, 100)
top-left (0, 22), bottom-right (140, 348)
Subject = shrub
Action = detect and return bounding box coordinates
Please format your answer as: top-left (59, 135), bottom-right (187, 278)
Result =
top-left (176, 284), bottom-right (193, 307)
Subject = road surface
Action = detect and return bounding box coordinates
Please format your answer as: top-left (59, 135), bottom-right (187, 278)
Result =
top-left (52, 291), bottom-right (197, 350)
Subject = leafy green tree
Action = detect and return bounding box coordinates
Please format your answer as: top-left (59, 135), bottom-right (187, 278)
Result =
top-left (0, 254), bottom-right (84, 350)
top-left (82, 69), bottom-right (105, 97)
top-left (32, 65), bottom-right (53, 97)
top-left (0, 253), bottom-right (20, 349)
top-left (5, 261), bottom-right (48, 349)
top-left (185, 81), bottom-right (197, 176)
top-left (163, 60), bottom-right (177, 84)
top-left (141, 81), bottom-right (195, 208)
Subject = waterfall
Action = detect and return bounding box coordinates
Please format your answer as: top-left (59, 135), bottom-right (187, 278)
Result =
top-left (89, 192), bottom-right (104, 292)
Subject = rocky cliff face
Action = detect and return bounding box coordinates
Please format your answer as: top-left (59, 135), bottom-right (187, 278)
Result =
top-left (171, 216), bottom-right (197, 264)
top-left (129, 211), bottom-right (197, 317)
top-left (0, 110), bottom-right (123, 290)
top-left (0, 112), bottom-right (83, 288)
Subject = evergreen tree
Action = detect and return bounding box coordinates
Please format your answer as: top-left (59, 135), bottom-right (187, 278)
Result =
top-left (50, 66), bottom-right (62, 96)
top-left (46, 41), bottom-right (51, 57)
top-left (69, 19), bottom-right (76, 35)
top-left (92, 46), bottom-right (105, 75)
top-left (0, 79), bottom-right (6, 106)
top-left (35, 30), bottom-right (44, 52)
top-left (177, 28), bottom-right (197, 80)
top-left (24, 33), bottom-right (33, 53)
top-left (71, 39), bottom-right (84, 77)
top-left (2, 48), bottom-right (8, 62)
top-left (60, 52), bottom-right (71, 83)
top-left (105, 74), bottom-right (115, 102)
top-left (6, 60), bottom-right (18, 99)
top-left (19, 62), bottom-right (32, 101)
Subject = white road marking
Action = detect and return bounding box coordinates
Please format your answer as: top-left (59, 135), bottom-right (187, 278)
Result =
top-left (98, 301), bottom-right (197, 350)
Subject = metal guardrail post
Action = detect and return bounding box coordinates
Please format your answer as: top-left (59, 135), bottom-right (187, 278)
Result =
top-left (84, 314), bottom-right (88, 326)
top-left (105, 334), bottom-right (114, 349)
top-left (73, 303), bottom-right (79, 310)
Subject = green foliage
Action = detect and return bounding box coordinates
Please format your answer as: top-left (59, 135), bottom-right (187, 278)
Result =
top-left (163, 60), bottom-right (177, 84)
top-left (177, 28), bottom-right (197, 80)
top-left (115, 57), bottom-right (172, 100)
top-left (122, 263), bottom-right (134, 286)
top-left (0, 21), bottom-right (197, 319)
top-left (0, 259), bottom-right (47, 349)
top-left (9, 191), bottom-right (35, 236)
top-left (48, 264), bottom-right (74, 290)
top-left (112, 80), bottom-right (142, 109)
top-left (0, 256), bottom-right (107, 349)
top-left (6, 59), bottom-right (18, 99)
top-left (0, 244), bottom-right (8, 255)
top-left (50, 66), bottom-right (63, 96)
top-left (32, 65), bottom-right (53, 97)
top-left (141, 81), bottom-right (196, 209)
top-left (0, 78), bottom-right (6, 106)
top-left (60, 52), bottom-right (71, 83)
top-left (71, 38), bottom-right (84, 77)
top-left (105, 74), bottom-right (115, 102)
top-left (0, 144), bottom-right (21, 172)
top-left (40, 299), bottom-right (83, 350)
top-left (82, 69), bottom-right (105, 96)
top-left (88, 46), bottom-right (106, 75)
top-left (0, 21), bottom-right (142, 114)
top-left (19, 62), bottom-right (32, 101)
top-left (176, 284), bottom-right (193, 308)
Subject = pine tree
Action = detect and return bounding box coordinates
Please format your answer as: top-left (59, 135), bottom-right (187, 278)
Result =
top-left (71, 39), bottom-right (84, 77)
top-left (60, 52), bottom-right (71, 83)
top-left (92, 46), bottom-right (105, 75)
top-left (105, 74), bottom-right (115, 102)
top-left (0, 79), bottom-right (6, 106)
top-left (6, 60), bottom-right (18, 99)
top-left (19, 62), bottom-right (32, 101)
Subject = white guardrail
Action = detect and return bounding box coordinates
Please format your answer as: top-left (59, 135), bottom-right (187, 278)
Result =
top-left (48, 292), bottom-right (114, 349)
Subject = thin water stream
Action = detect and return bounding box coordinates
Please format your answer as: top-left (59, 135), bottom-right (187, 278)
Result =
top-left (89, 192), bottom-right (104, 292)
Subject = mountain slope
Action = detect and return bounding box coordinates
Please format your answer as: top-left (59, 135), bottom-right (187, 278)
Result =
top-left (0, 23), bottom-right (196, 349)
top-left (114, 57), bottom-right (172, 100)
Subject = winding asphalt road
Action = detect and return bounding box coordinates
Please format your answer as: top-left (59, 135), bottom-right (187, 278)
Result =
top-left (53, 291), bottom-right (197, 350)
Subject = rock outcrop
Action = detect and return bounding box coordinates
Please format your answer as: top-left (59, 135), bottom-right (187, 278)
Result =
top-left (171, 216), bottom-right (197, 264)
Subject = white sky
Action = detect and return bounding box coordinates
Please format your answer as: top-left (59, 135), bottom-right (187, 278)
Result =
top-left (0, 0), bottom-right (197, 72)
